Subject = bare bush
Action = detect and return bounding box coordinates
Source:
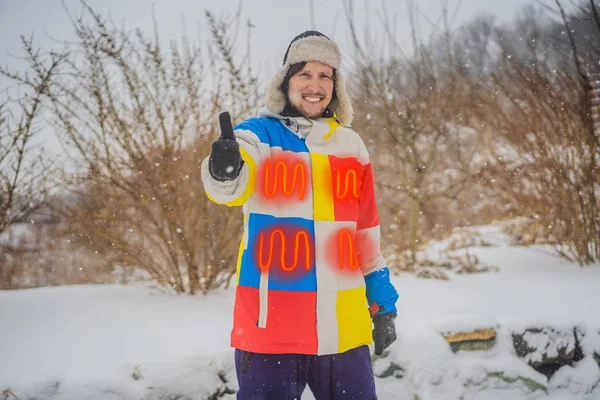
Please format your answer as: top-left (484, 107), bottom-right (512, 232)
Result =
top-left (344, 1), bottom-right (492, 271)
top-left (0, 37), bottom-right (63, 289)
top-left (475, 63), bottom-right (600, 264)
top-left (2, 3), bottom-right (259, 293)
top-left (344, 0), bottom-right (600, 271)
top-left (464, 0), bottom-right (600, 265)
top-left (0, 37), bottom-right (61, 233)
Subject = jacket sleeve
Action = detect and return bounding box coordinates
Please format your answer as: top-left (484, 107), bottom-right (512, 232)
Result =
top-left (355, 140), bottom-right (399, 317)
top-left (201, 122), bottom-right (263, 207)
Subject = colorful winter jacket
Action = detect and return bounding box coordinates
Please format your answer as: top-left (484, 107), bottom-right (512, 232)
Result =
top-left (201, 108), bottom-right (399, 355)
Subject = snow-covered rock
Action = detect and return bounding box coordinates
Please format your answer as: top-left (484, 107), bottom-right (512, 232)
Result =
top-left (512, 327), bottom-right (585, 378)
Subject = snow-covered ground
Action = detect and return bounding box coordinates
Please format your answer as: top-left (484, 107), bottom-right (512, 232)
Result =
top-left (1, 224), bottom-right (599, 399)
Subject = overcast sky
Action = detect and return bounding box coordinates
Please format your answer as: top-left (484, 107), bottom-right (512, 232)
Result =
top-left (0, 0), bottom-right (536, 77)
top-left (0, 0), bottom-right (535, 154)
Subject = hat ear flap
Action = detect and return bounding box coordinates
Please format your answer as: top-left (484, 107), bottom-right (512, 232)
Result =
top-left (331, 71), bottom-right (354, 126)
top-left (266, 65), bottom-right (290, 114)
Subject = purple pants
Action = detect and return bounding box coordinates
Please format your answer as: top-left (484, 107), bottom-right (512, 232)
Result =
top-left (234, 345), bottom-right (377, 400)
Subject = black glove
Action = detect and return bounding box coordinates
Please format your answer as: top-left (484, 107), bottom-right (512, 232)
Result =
top-left (209, 111), bottom-right (244, 181)
top-left (373, 312), bottom-right (397, 356)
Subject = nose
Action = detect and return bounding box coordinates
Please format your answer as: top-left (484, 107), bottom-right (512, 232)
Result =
top-left (306, 76), bottom-right (321, 92)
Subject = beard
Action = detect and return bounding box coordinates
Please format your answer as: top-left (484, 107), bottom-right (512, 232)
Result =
top-left (288, 91), bottom-right (329, 119)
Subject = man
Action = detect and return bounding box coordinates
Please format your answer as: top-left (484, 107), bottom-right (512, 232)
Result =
top-left (201, 31), bottom-right (399, 400)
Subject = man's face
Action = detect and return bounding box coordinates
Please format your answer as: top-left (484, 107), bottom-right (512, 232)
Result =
top-left (287, 61), bottom-right (334, 120)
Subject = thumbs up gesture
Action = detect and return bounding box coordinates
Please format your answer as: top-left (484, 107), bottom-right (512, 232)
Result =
top-left (208, 111), bottom-right (244, 181)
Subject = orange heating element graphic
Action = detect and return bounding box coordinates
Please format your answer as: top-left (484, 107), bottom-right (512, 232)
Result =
top-left (255, 227), bottom-right (362, 273)
top-left (335, 169), bottom-right (359, 200)
top-left (261, 159), bottom-right (307, 201)
top-left (323, 226), bottom-right (373, 273)
top-left (258, 228), bottom-right (311, 272)
top-left (259, 155), bottom-right (361, 204)
top-left (338, 229), bottom-right (359, 270)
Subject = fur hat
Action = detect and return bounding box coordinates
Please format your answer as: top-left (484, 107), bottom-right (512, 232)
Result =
top-left (266, 31), bottom-right (354, 126)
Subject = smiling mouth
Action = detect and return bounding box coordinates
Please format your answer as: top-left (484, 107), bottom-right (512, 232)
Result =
top-left (302, 95), bottom-right (324, 103)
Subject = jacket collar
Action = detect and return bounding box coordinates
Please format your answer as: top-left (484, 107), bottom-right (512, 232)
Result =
top-left (258, 107), bottom-right (313, 139)
top-left (258, 107), bottom-right (341, 145)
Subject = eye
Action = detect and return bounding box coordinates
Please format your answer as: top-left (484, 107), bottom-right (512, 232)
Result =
top-left (320, 73), bottom-right (332, 80)
top-left (300, 72), bottom-right (311, 78)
